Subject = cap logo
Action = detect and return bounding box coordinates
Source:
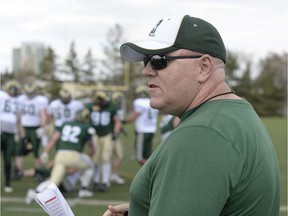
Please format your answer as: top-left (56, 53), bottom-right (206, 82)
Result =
top-left (149, 19), bottom-right (163, 37)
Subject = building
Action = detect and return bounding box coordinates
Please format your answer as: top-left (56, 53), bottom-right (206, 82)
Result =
top-left (12, 42), bottom-right (45, 75)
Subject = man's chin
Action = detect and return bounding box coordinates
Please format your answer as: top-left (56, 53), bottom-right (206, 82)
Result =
top-left (150, 99), bottom-right (164, 111)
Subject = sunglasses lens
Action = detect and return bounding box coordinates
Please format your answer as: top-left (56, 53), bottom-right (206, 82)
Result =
top-left (144, 55), bottom-right (202, 70)
top-left (150, 56), bottom-right (167, 70)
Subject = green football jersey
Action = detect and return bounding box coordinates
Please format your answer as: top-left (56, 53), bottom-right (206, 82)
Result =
top-left (57, 121), bottom-right (91, 152)
top-left (86, 102), bottom-right (118, 136)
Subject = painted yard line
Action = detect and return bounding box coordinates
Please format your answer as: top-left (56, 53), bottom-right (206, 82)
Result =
top-left (3, 207), bottom-right (43, 213)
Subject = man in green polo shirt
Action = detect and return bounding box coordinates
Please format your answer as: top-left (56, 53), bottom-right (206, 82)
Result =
top-left (103, 14), bottom-right (280, 216)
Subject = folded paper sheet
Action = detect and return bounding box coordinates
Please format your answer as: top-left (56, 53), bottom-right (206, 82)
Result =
top-left (34, 183), bottom-right (75, 216)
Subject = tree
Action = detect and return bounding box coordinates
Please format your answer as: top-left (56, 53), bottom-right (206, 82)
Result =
top-left (64, 41), bottom-right (81, 82)
top-left (234, 61), bottom-right (254, 101)
top-left (15, 66), bottom-right (35, 84)
top-left (124, 61), bottom-right (147, 111)
top-left (225, 50), bottom-right (240, 88)
top-left (253, 52), bottom-right (287, 116)
top-left (81, 49), bottom-right (97, 83)
top-left (100, 24), bottom-right (126, 85)
top-left (39, 47), bottom-right (57, 81)
top-left (1, 70), bottom-right (15, 86)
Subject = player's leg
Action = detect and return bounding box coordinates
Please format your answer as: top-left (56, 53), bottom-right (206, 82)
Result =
top-left (2, 133), bottom-right (15, 192)
top-left (62, 151), bottom-right (94, 197)
top-left (25, 179), bottom-right (51, 204)
top-left (5, 134), bottom-right (16, 191)
top-left (134, 132), bottom-right (145, 165)
top-left (77, 153), bottom-right (94, 197)
top-left (99, 134), bottom-right (114, 191)
top-left (110, 138), bottom-right (125, 184)
top-left (93, 134), bottom-right (113, 192)
top-left (92, 135), bottom-right (102, 190)
top-left (29, 127), bottom-right (42, 168)
top-left (14, 127), bottom-right (32, 179)
top-left (142, 133), bottom-right (154, 162)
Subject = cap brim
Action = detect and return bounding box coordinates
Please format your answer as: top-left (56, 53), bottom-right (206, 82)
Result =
top-left (120, 41), bottom-right (178, 63)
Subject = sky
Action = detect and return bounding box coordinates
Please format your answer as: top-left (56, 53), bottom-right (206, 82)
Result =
top-left (0, 0), bottom-right (287, 73)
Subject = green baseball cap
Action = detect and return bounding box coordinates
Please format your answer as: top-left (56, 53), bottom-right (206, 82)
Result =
top-left (120, 15), bottom-right (226, 63)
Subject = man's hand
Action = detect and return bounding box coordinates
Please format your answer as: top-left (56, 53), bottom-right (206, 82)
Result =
top-left (102, 203), bottom-right (129, 216)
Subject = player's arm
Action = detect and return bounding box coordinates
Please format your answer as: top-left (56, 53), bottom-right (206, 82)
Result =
top-left (40, 130), bottom-right (61, 164)
top-left (44, 131), bottom-right (60, 153)
top-left (87, 126), bottom-right (96, 156)
top-left (86, 138), bottom-right (95, 157)
top-left (39, 108), bottom-right (48, 128)
top-left (113, 115), bottom-right (122, 135)
top-left (17, 111), bottom-right (25, 138)
top-left (35, 108), bottom-right (49, 138)
top-left (36, 109), bottom-right (48, 138)
top-left (123, 111), bottom-right (140, 124)
top-left (46, 107), bottom-right (54, 125)
top-left (46, 102), bottom-right (57, 125)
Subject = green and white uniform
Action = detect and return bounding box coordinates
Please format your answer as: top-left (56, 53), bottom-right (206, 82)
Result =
top-left (113, 104), bottom-right (125, 161)
top-left (18, 94), bottom-right (47, 127)
top-left (57, 121), bottom-right (91, 152)
top-left (86, 102), bottom-right (118, 136)
top-left (0, 90), bottom-right (20, 188)
top-left (133, 98), bottom-right (159, 162)
top-left (129, 99), bottom-right (280, 216)
top-left (49, 121), bottom-right (94, 186)
top-left (48, 99), bottom-right (84, 129)
top-left (17, 94), bottom-right (47, 157)
top-left (86, 101), bottom-right (119, 186)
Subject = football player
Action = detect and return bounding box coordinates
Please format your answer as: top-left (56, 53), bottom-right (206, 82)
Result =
top-left (110, 91), bottom-right (126, 184)
top-left (48, 88), bottom-right (84, 131)
top-left (46, 88), bottom-right (86, 189)
top-left (25, 109), bottom-right (96, 204)
top-left (122, 85), bottom-right (159, 165)
top-left (0, 80), bottom-right (21, 192)
top-left (86, 91), bottom-right (122, 192)
top-left (15, 81), bottom-right (48, 176)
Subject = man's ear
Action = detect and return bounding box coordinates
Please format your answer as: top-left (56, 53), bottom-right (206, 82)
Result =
top-left (198, 55), bottom-right (212, 83)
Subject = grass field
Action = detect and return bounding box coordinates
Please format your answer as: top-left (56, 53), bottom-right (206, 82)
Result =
top-left (1, 117), bottom-right (287, 216)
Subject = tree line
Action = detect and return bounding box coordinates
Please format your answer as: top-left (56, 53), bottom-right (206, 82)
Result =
top-left (1, 24), bottom-right (287, 116)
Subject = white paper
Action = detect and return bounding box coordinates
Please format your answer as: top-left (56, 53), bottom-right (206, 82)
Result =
top-left (34, 183), bottom-right (75, 216)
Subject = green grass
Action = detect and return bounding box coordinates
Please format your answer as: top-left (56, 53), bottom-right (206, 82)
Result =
top-left (1, 117), bottom-right (287, 216)
top-left (262, 117), bottom-right (287, 210)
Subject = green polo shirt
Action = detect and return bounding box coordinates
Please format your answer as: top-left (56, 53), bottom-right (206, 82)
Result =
top-left (129, 99), bottom-right (280, 216)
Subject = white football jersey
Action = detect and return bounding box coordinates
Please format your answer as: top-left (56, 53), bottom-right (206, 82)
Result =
top-left (18, 94), bottom-right (47, 127)
top-left (48, 99), bottom-right (84, 127)
top-left (0, 90), bottom-right (20, 133)
top-left (133, 98), bottom-right (159, 133)
top-left (37, 94), bottom-right (49, 107)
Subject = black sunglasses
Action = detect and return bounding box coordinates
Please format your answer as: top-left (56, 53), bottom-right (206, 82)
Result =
top-left (144, 55), bottom-right (203, 70)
